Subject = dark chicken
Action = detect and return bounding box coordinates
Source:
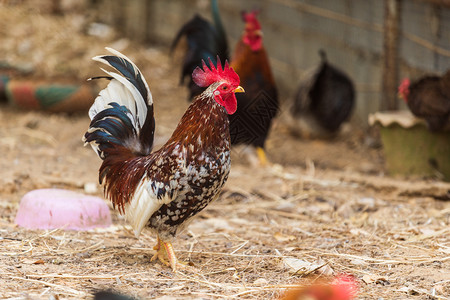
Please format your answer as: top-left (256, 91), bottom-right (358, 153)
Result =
top-left (83, 48), bottom-right (244, 271)
top-left (229, 10), bottom-right (278, 165)
top-left (398, 71), bottom-right (450, 131)
top-left (94, 291), bottom-right (134, 300)
top-left (289, 50), bottom-right (355, 138)
top-left (171, 0), bottom-right (228, 100)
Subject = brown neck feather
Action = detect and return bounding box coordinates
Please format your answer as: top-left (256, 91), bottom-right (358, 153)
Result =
top-left (168, 91), bottom-right (230, 152)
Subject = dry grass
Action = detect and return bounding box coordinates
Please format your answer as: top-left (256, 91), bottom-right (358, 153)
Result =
top-left (0, 2), bottom-right (449, 300)
top-left (1, 158), bottom-right (449, 299)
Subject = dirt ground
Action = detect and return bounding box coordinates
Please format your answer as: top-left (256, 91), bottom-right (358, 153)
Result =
top-left (1, 3), bottom-right (450, 300)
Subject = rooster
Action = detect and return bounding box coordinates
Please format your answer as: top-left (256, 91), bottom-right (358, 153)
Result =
top-left (398, 71), bottom-right (450, 131)
top-left (83, 48), bottom-right (244, 272)
top-left (229, 10), bottom-right (278, 165)
top-left (171, 0), bottom-right (228, 100)
top-left (288, 50), bottom-right (355, 139)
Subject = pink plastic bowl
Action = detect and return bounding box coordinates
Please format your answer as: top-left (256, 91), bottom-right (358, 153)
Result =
top-left (15, 189), bottom-right (112, 230)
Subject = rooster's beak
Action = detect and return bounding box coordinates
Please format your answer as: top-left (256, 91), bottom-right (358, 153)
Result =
top-left (234, 86), bottom-right (245, 93)
top-left (254, 30), bottom-right (263, 37)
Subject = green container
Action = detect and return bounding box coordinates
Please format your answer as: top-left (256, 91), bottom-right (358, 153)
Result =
top-left (370, 111), bottom-right (450, 181)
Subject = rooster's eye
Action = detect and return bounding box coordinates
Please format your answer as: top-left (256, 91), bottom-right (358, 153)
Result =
top-left (221, 85), bottom-right (228, 91)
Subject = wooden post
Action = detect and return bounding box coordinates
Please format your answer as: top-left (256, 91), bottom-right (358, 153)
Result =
top-left (381, 0), bottom-right (401, 111)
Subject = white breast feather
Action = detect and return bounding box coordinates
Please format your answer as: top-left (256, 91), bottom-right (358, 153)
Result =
top-left (124, 178), bottom-right (158, 237)
top-left (124, 177), bottom-right (175, 237)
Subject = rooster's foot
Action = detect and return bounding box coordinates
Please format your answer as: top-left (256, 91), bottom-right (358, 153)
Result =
top-left (256, 147), bottom-right (269, 166)
top-left (151, 237), bottom-right (186, 272)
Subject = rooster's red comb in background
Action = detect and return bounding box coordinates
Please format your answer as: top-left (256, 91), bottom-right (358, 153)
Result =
top-left (241, 9), bottom-right (261, 29)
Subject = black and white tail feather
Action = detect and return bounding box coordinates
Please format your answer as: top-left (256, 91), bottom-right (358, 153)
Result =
top-left (83, 48), bottom-right (155, 158)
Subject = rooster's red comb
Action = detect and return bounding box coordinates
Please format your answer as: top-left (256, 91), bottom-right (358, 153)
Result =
top-left (242, 10), bottom-right (261, 30)
top-left (399, 78), bottom-right (410, 88)
top-left (192, 56), bottom-right (239, 88)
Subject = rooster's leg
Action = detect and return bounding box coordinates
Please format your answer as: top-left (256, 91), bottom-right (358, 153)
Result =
top-left (150, 236), bottom-right (170, 266)
top-left (256, 147), bottom-right (268, 166)
top-left (162, 241), bottom-right (178, 272)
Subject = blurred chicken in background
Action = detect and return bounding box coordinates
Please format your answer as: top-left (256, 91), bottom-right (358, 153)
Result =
top-left (172, 5), bottom-right (278, 166)
top-left (171, 0), bottom-right (228, 100)
top-left (279, 274), bottom-right (358, 300)
top-left (287, 50), bottom-right (355, 139)
top-left (229, 10), bottom-right (278, 166)
top-left (92, 274), bottom-right (358, 300)
top-left (398, 71), bottom-right (450, 131)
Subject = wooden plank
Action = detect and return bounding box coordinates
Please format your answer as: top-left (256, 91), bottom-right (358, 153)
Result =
top-left (381, 0), bottom-right (401, 111)
top-left (418, 0), bottom-right (450, 7)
